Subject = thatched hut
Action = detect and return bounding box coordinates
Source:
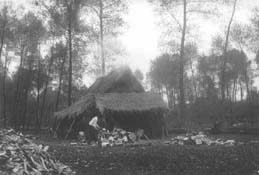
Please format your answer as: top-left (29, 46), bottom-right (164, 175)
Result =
top-left (54, 93), bottom-right (168, 139)
top-left (54, 67), bottom-right (168, 139)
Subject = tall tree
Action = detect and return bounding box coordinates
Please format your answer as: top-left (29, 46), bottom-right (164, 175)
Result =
top-left (220, 0), bottom-right (238, 101)
top-left (2, 49), bottom-right (8, 127)
top-left (249, 7), bottom-right (259, 86)
top-left (12, 14), bottom-right (33, 129)
top-left (11, 12), bottom-right (46, 129)
top-left (86, 0), bottom-right (127, 76)
top-left (150, 0), bottom-right (217, 120)
top-left (178, 0), bottom-right (187, 120)
top-left (0, 3), bottom-right (15, 127)
top-left (225, 49), bottom-right (251, 102)
top-left (197, 55), bottom-right (219, 99)
top-left (184, 42), bottom-right (198, 104)
top-left (0, 5), bottom-right (7, 59)
top-left (36, 0), bottom-right (86, 106)
top-left (149, 53), bottom-right (180, 109)
top-left (50, 42), bottom-right (67, 111)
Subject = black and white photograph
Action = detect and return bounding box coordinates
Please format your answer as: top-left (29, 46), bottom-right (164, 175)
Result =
top-left (0, 0), bottom-right (259, 174)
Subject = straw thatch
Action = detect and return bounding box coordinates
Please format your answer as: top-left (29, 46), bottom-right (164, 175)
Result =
top-left (87, 66), bottom-right (144, 93)
top-left (55, 94), bottom-right (95, 120)
top-left (55, 93), bottom-right (167, 120)
top-left (96, 93), bottom-right (167, 113)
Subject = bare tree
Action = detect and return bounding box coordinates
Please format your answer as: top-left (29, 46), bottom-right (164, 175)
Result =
top-left (36, 0), bottom-right (85, 106)
top-left (0, 5), bottom-right (8, 127)
top-left (86, 0), bottom-right (127, 76)
top-left (220, 0), bottom-right (237, 101)
top-left (179, 0), bottom-right (187, 119)
top-left (2, 49), bottom-right (8, 127)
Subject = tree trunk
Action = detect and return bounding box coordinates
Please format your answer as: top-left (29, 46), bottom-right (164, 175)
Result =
top-left (234, 79), bottom-right (237, 102)
top-left (240, 81), bottom-right (243, 101)
top-left (0, 18), bottom-right (6, 127)
top-left (22, 57), bottom-right (34, 130)
top-left (179, 0), bottom-right (187, 121)
top-left (40, 47), bottom-right (54, 126)
top-left (166, 87), bottom-right (173, 110)
top-left (56, 55), bottom-right (66, 111)
top-left (2, 48), bottom-right (8, 128)
top-left (67, 3), bottom-right (73, 107)
top-left (35, 56), bottom-right (41, 132)
top-left (173, 90), bottom-right (176, 110)
top-left (0, 16), bottom-right (6, 58)
top-left (22, 86), bottom-right (29, 130)
top-left (190, 61), bottom-right (198, 101)
top-left (245, 74), bottom-right (250, 101)
top-left (226, 85), bottom-right (230, 100)
top-left (221, 0), bottom-right (237, 101)
top-left (14, 46), bottom-right (25, 129)
top-left (99, 0), bottom-right (105, 76)
top-left (169, 89), bottom-right (174, 110)
top-left (232, 79), bottom-right (236, 102)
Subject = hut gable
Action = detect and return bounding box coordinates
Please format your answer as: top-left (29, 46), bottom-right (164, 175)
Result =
top-left (87, 67), bottom-right (144, 93)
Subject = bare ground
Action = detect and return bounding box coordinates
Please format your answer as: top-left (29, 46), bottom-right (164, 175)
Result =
top-left (35, 134), bottom-right (259, 175)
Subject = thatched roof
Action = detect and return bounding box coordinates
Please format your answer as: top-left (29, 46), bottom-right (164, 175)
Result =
top-left (96, 93), bottom-right (167, 112)
top-left (55, 94), bottom-right (95, 120)
top-left (87, 66), bottom-right (144, 93)
top-left (55, 93), bottom-right (167, 120)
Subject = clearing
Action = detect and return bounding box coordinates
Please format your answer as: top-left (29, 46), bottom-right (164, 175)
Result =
top-left (35, 134), bottom-right (259, 175)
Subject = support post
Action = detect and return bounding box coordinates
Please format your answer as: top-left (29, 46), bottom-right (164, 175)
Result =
top-left (65, 118), bottom-right (76, 139)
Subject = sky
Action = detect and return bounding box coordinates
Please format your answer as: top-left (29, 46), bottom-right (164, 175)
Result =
top-left (118, 0), bottom-right (259, 74)
top-left (2, 0), bottom-right (259, 85)
top-left (119, 0), bottom-right (160, 74)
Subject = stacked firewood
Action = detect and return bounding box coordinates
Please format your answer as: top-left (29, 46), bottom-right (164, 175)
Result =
top-left (98, 128), bottom-right (138, 147)
top-left (166, 132), bottom-right (236, 146)
top-left (0, 129), bottom-right (75, 175)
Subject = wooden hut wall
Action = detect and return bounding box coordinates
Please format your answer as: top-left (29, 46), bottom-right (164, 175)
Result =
top-left (103, 108), bottom-right (165, 138)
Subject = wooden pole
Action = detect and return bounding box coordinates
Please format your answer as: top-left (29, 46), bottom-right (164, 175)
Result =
top-left (53, 119), bottom-right (62, 138)
top-left (65, 118), bottom-right (76, 139)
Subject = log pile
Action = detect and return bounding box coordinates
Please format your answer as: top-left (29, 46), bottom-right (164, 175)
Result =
top-left (98, 128), bottom-right (138, 147)
top-left (167, 132), bottom-right (237, 146)
top-left (0, 129), bottom-right (75, 175)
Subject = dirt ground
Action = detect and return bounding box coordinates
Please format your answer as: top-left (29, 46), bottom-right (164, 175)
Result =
top-left (35, 134), bottom-right (259, 175)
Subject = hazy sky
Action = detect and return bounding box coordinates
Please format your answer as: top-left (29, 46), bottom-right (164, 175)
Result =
top-left (2, 0), bottom-right (259, 85)
top-left (119, 0), bottom-right (160, 74)
top-left (119, 0), bottom-right (259, 74)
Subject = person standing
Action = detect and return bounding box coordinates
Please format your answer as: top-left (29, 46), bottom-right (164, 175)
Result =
top-left (87, 116), bottom-right (100, 144)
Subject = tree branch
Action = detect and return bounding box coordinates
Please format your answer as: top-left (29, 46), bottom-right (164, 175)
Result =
top-left (186, 9), bottom-right (217, 16)
top-left (162, 5), bottom-right (183, 31)
top-left (37, 0), bottom-right (67, 30)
